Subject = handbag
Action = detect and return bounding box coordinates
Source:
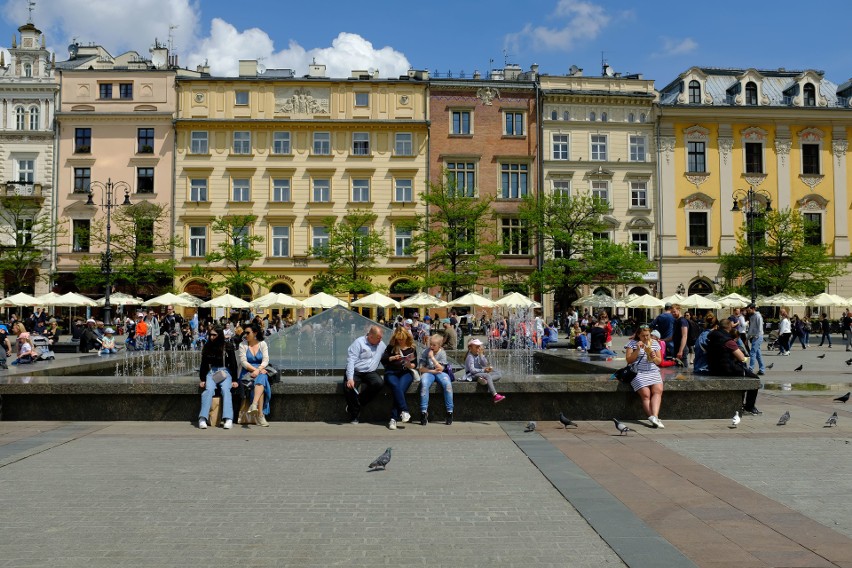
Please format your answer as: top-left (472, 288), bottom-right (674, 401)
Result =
top-left (613, 364), bottom-right (637, 383)
top-left (211, 349), bottom-right (229, 383)
top-left (266, 365), bottom-right (281, 384)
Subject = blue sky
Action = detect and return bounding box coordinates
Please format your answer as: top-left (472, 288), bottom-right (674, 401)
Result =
top-left (2, 0), bottom-right (851, 87)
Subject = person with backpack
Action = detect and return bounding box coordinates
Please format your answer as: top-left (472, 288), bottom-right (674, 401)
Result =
top-left (651, 303), bottom-right (676, 355)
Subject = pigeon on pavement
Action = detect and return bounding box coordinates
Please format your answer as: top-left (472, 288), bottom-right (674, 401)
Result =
top-left (559, 413), bottom-right (576, 429)
top-left (730, 411), bottom-right (741, 428)
top-left (825, 412), bottom-right (838, 427)
top-left (612, 418), bottom-right (632, 435)
top-left (794, 364), bottom-right (803, 372)
top-left (525, 421), bottom-right (537, 432)
top-left (818, 353), bottom-right (826, 359)
top-left (835, 391), bottom-right (851, 403)
top-left (777, 411), bottom-right (791, 426)
top-left (767, 363), bottom-right (774, 369)
top-left (369, 447), bottom-right (392, 470)
top-left (845, 358), bottom-right (852, 366)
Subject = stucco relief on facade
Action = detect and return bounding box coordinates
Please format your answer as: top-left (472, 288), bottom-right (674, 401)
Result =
top-left (718, 137), bottom-right (734, 165)
top-left (683, 125), bottom-right (709, 141)
top-left (659, 136), bottom-right (675, 164)
top-left (741, 126), bottom-right (768, 142)
top-left (476, 87), bottom-right (499, 106)
top-left (774, 139), bottom-right (791, 166)
top-left (797, 195), bottom-right (828, 211)
top-left (832, 139), bottom-right (848, 165)
top-left (275, 87), bottom-right (330, 115)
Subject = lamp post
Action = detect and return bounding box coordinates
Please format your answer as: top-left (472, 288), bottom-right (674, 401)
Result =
top-left (87, 179), bottom-right (131, 326)
top-left (731, 187), bottom-right (772, 306)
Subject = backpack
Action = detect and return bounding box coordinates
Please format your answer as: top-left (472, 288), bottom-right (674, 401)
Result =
top-left (686, 318), bottom-right (701, 347)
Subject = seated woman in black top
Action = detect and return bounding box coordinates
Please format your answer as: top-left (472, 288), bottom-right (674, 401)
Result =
top-left (705, 318), bottom-right (761, 414)
top-left (197, 327), bottom-right (239, 429)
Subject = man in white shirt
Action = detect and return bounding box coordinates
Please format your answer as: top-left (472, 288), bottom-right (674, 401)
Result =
top-left (343, 325), bottom-right (387, 424)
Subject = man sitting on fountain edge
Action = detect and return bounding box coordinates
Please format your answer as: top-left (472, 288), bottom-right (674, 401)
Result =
top-left (343, 325), bottom-right (387, 424)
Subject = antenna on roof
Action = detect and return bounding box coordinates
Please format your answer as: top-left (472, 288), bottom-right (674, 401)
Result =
top-left (168, 24), bottom-right (178, 54)
top-left (503, 49), bottom-right (513, 66)
top-left (27, 0), bottom-right (35, 23)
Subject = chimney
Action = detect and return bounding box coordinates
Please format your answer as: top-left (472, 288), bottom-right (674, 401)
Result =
top-left (308, 62), bottom-right (326, 78)
top-left (238, 60), bottom-right (257, 77)
top-left (473, 70), bottom-right (481, 79)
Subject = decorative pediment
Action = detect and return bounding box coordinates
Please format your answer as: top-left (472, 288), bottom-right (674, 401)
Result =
top-left (476, 86), bottom-right (499, 106)
top-left (799, 127), bottom-right (825, 142)
top-left (601, 215), bottom-right (620, 229)
top-left (586, 165), bottom-right (614, 179)
top-left (684, 125), bottom-right (710, 141)
top-left (681, 192), bottom-right (714, 210)
top-left (797, 194), bottom-right (828, 211)
top-left (627, 216), bottom-right (653, 229)
top-left (741, 127), bottom-right (768, 142)
top-left (70, 104), bottom-right (95, 112)
top-left (676, 68), bottom-right (714, 105)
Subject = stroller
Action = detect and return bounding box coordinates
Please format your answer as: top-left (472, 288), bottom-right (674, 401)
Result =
top-left (765, 330), bottom-right (781, 351)
top-left (30, 334), bottom-right (56, 361)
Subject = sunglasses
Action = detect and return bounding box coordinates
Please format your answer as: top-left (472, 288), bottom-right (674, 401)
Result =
top-left (639, 324), bottom-right (650, 330)
top-left (209, 333), bottom-right (218, 338)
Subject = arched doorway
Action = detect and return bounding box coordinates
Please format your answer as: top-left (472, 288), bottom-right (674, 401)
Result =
top-left (503, 282), bottom-right (528, 295)
top-left (592, 286), bottom-right (612, 296)
top-left (184, 280), bottom-right (212, 301)
top-left (628, 286), bottom-right (650, 296)
top-left (270, 282), bottom-right (293, 295)
top-left (688, 280), bottom-right (713, 296)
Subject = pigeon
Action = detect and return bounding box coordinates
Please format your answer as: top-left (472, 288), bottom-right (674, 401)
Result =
top-left (559, 412), bottom-right (576, 429)
top-left (730, 411), bottom-right (741, 428)
top-left (845, 358), bottom-right (852, 366)
top-left (525, 421), bottom-right (537, 432)
top-left (835, 391), bottom-right (851, 403)
top-left (767, 363), bottom-right (774, 369)
top-left (777, 411), bottom-right (790, 426)
top-left (818, 353), bottom-right (826, 359)
top-left (612, 418), bottom-right (632, 436)
top-left (825, 412), bottom-right (838, 427)
top-left (794, 364), bottom-right (803, 372)
top-left (369, 447), bottom-right (392, 470)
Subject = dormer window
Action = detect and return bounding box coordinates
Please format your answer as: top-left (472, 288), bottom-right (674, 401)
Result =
top-left (551, 110), bottom-right (557, 120)
top-left (688, 80), bottom-right (701, 104)
top-left (23, 63), bottom-right (32, 77)
top-left (803, 83), bottom-right (816, 107)
top-left (589, 112), bottom-right (596, 121)
top-left (745, 82), bottom-right (758, 106)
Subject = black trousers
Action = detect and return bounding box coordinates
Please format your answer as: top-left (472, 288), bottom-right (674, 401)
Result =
top-left (343, 370), bottom-right (384, 419)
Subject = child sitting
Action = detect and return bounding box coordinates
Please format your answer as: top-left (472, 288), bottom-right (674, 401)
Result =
top-left (13, 332), bottom-right (35, 364)
top-left (463, 338), bottom-right (505, 403)
top-left (100, 328), bottom-right (117, 355)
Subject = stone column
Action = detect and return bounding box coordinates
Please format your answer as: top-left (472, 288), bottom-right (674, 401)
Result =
top-left (774, 126), bottom-right (792, 211)
top-left (658, 134), bottom-right (678, 257)
top-left (718, 129), bottom-right (735, 253)
top-left (832, 134), bottom-right (849, 256)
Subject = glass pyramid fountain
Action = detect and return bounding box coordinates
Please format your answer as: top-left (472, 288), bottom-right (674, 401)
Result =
top-left (266, 306), bottom-right (393, 375)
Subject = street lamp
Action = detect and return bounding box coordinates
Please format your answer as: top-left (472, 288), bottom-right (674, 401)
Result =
top-left (731, 187), bottom-right (772, 306)
top-left (87, 179), bottom-right (131, 326)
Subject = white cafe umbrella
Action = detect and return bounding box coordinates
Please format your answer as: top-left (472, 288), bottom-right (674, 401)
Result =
top-left (351, 292), bottom-right (401, 309)
top-left (660, 293), bottom-right (687, 305)
top-left (0, 292), bottom-right (38, 307)
top-left (302, 292), bottom-right (349, 309)
top-left (54, 292), bottom-right (98, 307)
top-left (399, 292), bottom-right (447, 308)
top-left (808, 293), bottom-right (848, 307)
top-left (177, 292), bottom-right (205, 307)
top-left (759, 293), bottom-right (808, 307)
top-left (494, 292), bottom-right (541, 309)
top-left (625, 294), bottom-right (666, 309)
top-left (95, 292), bottom-right (144, 307)
top-left (33, 292), bottom-right (65, 306)
top-left (447, 292), bottom-right (497, 309)
top-left (201, 294), bottom-right (251, 309)
top-left (717, 293), bottom-right (751, 308)
top-left (679, 294), bottom-right (721, 310)
top-left (574, 293), bottom-right (617, 308)
top-left (142, 292), bottom-right (197, 308)
top-left (250, 292), bottom-right (304, 309)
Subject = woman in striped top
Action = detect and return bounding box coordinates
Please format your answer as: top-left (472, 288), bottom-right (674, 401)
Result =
top-left (625, 324), bottom-right (665, 428)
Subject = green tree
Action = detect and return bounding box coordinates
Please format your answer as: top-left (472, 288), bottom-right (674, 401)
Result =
top-left (191, 214), bottom-right (268, 297)
top-left (518, 193), bottom-right (652, 306)
top-left (309, 210), bottom-right (391, 296)
top-left (75, 202), bottom-right (181, 297)
top-left (720, 207), bottom-right (847, 296)
top-left (0, 195), bottom-right (63, 294)
top-left (408, 176), bottom-right (502, 300)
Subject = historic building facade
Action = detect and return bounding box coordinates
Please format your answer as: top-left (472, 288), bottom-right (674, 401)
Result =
top-left (173, 63), bottom-right (429, 301)
top-left (657, 67), bottom-right (852, 297)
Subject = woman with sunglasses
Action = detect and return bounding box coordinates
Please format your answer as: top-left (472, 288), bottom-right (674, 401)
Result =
top-left (198, 326), bottom-right (238, 429)
top-left (625, 324), bottom-right (665, 428)
top-left (238, 322), bottom-right (272, 426)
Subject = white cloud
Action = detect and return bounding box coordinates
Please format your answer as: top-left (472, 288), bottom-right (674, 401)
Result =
top-left (651, 37), bottom-right (698, 58)
top-left (505, 0), bottom-right (610, 53)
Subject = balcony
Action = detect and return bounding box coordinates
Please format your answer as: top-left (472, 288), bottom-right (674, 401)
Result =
top-left (2, 182), bottom-right (45, 205)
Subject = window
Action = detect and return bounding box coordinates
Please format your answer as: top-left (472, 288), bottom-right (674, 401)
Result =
top-left (311, 226), bottom-right (329, 253)
top-left (17, 159), bottom-right (34, 183)
top-left (803, 212), bottom-right (822, 245)
top-left (395, 179), bottom-right (413, 203)
top-left (591, 180), bottom-right (609, 204)
top-left (190, 179), bottom-right (207, 202)
top-left (592, 232), bottom-right (610, 242)
top-left (394, 133), bottom-right (412, 156)
top-left (501, 218), bottom-right (529, 255)
top-left (313, 132), bottom-right (330, 155)
top-left (28, 106), bottom-right (39, 130)
top-left (688, 211), bottom-right (709, 247)
top-left (189, 226), bottom-right (206, 257)
top-left (190, 131), bottom-right (208, 154)
top-left (73, 167), bottom-right (91, 193)
top-left (563, 111), bottom-right (570, 121)
top-left (552, 134), bottom-right (569, 160)
top-left (312, 179), bottom-right (330, 202)
top-left (272, 132), bottom-right (291, 155)
top-left (553, 180), bottom-right (571, 198)
top-left (15, 107), bottom-right (24, 130)
top-left (589, 112), bottom-right (596, 122)
top-left (16, 218), bottom-right (33, 247)
top-left (232, 179), bottom-right (250, 202)
top-left (352, 179), bottom-right (370, 202)
top-left (687, 141), bottom-right (706, 173)
top-left (631, 233), bottom-right (650, 259)
top-left (75, 128), bottom-right (91, 153)
top-left (72, 219), bottom-right (90, 253)
top-left (590, 134), bottom-right (607, 161)
top-left (803, 83), bottom-right (816, 107)
top-left (629, 135), bottom-right (646, 162)
top-left (23, 63), bottom-right (31, 77)
top-left (640, 113), bottom-right (646, 123)
top-left (688, 80), bottom-right (701, 104)
top-left (395, 227), bottom-right (412, 256)
top-left (99, 83), bottom-right (112, 99)
top-left (352, 132), bottom-right (370, 155)
top-left (745, 81), bottom-right (758, 106)
top-left (137, 128), bottom-right (154, 153)
top-left (119, 83), bottom-right (133, 99)
top-left (451, 110), bottom-right (471, 134)
top-left (272, 179), bottom-right (291, 202)
top-left (630, 181), bottom-right (648, 208)
top-left (601, 112), bottom-right (608, 122)
top-left (628, 113), bottom-right (635, 123)
top-left (355, 92), bottom-right (369, 107)
top-left (500, 163), bottom-right (528, 199)
top-left (802, 143), bottom-right (820, 174)
top-left (235, 91), bottom-right (249, 106)
top-left (553, 239), bottom-right (568, 259)
top-left (354, 227), bottom-right (370, 256)
top-left (505, 112), bottom-right (524, 135)
top-left (550, 110), bottom-right (557, 120)
top-left (745, 142), bottom-right (763, 173)
top-left (136, 219), bottom-right (154, 252)
top-left (232, 131), bottom-right (251, 154)
top-left (271, 226), bottom-right (290, 257)
top-left (137, 167), bottom-right (154, 193)
top-left (232, 226), bottom-right (249, 248)
top-left (446, 162), bottom-right (475, 197)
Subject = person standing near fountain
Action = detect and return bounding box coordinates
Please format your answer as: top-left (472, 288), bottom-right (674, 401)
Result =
top-left (198, 326), bottom-right (238, 430)
top-left (380, 326), bottom-right (417, 430)
top-left (239, 322), bottom-right (272, 427)
top-left (418, 334), bottom-right (454, 425)
top-left (463, 338), bottom-right (505, 404)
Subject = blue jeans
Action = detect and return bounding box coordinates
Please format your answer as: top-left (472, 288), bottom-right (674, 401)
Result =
top-left (199, 369), bottom-right (234, 421)
top-left (420, 372), bottom-right (453, 413)
top-left (749, 336), bottom-right (764, 373)
top-left (594, 348), bottom-right (617, 356)
top-left (385, 370), bottom-right (414, 420)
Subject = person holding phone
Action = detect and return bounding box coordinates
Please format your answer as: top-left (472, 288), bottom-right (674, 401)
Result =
top-left (380, 327), bottom-right (417, 430)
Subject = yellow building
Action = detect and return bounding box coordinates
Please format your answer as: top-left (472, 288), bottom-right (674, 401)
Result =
top-left (658, 67), bottom-right (852, 297)
top-left (173, 62), bottom-right (428, 302)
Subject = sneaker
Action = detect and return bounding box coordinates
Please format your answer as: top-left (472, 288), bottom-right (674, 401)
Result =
top-left (420, 411), bottom-right (428, 426)
top-left (648, 415), bottom-right (661, 428)
top-left (655, 418), bottom-right (665, 429)
top-left (388, 419), bottom-right (397, 430)
top-left (400, 411), bottom-right (411, 423)
top-left (744, 406), bottom-right (762, 415)
top-left (446, 412), bottom-right (453, 426)
top-left (223, 419), bottom-right (233, 430)
top-left (350, 418), bottom-right (360, 425)
top-left (248, 402), bottom-right (259, 415)
top-left (757, 370), bottom-right (765, 376)
top-left (493, 394), bottom-right (506, 404)
top-left (257, 414), bottom-right (269, 427)
top-left (198, 417), bottom-right (208, 429)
